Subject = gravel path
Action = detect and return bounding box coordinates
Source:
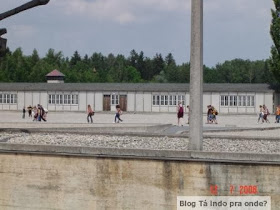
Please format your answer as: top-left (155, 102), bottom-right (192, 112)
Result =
top-left (2, 132), bottom-right (280, 154)
top-left (204, 128), bottom-right (280, 138)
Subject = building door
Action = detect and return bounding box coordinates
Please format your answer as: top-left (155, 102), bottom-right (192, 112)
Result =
top-left (119, 95), bottom-right (127, 111)
top-left (103, 95), bottom-right (111, 111)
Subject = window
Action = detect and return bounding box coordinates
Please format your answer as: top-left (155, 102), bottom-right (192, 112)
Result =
top-left (72, 95), bottom-right (78, 105)
top-left (238, 96), bottom-right (242, 106)
top-left (242, 96), bottom-right (246, 106)
top-left (153, 94), bottom-right (184, 106)
top-left (48, 94), bottom-right (78, 105)
top-left (49, 94), bottom-right (55, 104)
top-left (6, 94), bottom-right (10, 103)
top-left (169, 95), bottom-right (177, 106)
top-left (247, 96), bottom-right (250, 106)
top-left (153, 95), bottom-right (160, 105)
top-left (221, 95), bottom-right (229, 106)
top-left (111, 95), bottom-right (119, 105)
top-left (250, 96), bottom-right (255, 106)
top-left (0, 93), bottom-right (17, 104)
top-left (56, 95), bottom-right (63, 104)
top-left (178, 95), bottom-right (185, 105)
top-left (221, 95), bottom-right (255, 107)
top-left (229, 96), bottom-right (237, 106)
top-left (221, 96), bottom-right (225, 106)
top-left (160, 95), bottom-right (168, 106)
top-left (11, 94), bottom-right (14, 104)
top-left (64, 95), bottom-right (71, 104)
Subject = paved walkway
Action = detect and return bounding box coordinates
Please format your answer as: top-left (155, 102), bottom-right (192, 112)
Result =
top-left (0, 111), bottom-right (280, 137)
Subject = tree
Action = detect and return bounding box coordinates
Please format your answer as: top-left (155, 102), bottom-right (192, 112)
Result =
top-left (269, 0), bottom-right (280, 82)
top-left (151, 53), bottom-right (165, 77)
top-left (164, 53), bottom-right (178, 82)
top-left (70, 50), bottom-right (82, 66)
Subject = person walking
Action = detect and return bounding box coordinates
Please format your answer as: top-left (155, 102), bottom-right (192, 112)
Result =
top-left (87, 104), bottom-right (94, 123)
top-left (211, 106), bottom-right (218, 124)
top-left (206, 105), bottom-right (213, 124)
top-left (257, 105), bottom-right (264, 124)
top-left (27, 105), bottom-right (32, 118)
top-left (115, 105), bottom-right (123, 123)
top-left (37, 104), bottom-right (46, 122)
top-left (33, 106), bottom-right (38, 121)
top-left (22, 107), bottom-right (26, 119)
top-left (177, 102), bottom-right (184, 126)
top-left (262, 104), bottom-right (270, 123)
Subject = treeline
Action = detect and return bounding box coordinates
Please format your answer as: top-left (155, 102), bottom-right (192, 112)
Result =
top-left (0, 48), bottom-right (276, 83)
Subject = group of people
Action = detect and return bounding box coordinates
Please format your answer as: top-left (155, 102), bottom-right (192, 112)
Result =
top-left (87, 104), bottom-right (123, 123)
top-left (257, 104), bottom-right (270, 123)
top-left (22, 104), bottom-right (47, 122)
top-left (23, 103), bottom-right (280, 125)
top-left (176, 103), bottom-right (218, 126)
top-left (206, 105), bottom-right (218, 124)
top-left (258, 104), bottom-right (280, 124)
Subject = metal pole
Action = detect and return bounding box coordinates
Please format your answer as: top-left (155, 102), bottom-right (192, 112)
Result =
top-left (189, 0), bottom-right (203, 150)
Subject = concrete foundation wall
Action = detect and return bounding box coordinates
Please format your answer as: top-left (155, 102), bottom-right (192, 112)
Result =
top-left (0, 148), bottom-right (279, 210)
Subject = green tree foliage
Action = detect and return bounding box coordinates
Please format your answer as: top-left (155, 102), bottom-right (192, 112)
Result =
top-left (269, 0), bottom-right (280, 82)
top-left (0, 48), bottom-right (273, 83)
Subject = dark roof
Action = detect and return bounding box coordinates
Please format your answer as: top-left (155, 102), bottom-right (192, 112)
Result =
top-left (0, 83), bottom-right (275, 93)
top-left (46, 69), bottom-right (65, 77)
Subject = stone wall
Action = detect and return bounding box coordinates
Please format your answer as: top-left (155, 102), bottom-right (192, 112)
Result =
top-left (0, 149), bottom-right (279, 210)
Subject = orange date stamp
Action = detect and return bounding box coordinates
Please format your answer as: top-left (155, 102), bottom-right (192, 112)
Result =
top-left (210, 185), bottom-right (258, 195)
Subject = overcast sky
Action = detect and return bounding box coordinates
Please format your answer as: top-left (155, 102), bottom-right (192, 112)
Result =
top-left (0, 0), bottom-right (274, 67)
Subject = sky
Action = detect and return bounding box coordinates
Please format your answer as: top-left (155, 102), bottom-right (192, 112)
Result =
top-left (0, 0), bottom-right (275, 67)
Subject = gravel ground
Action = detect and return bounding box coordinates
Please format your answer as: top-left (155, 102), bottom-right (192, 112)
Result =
top-left (204, 128), bottom-right (280, 138)
top-left (2, 132), bottom-right (280, 154)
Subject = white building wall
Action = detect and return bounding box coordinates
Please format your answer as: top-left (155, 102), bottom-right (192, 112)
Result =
top-left (265, 93), bottom-right (273, 113)
top-left (185, 93), bottom-right (190, 106)
top-left (255, 93), bottom-right (264, 112)
top-left (40, 92), bottom-right (48, 109)
top-left (143, 93), bottom-right (152, 112)
top-left (2, 104), bottom-right (9, 110)
top-left (17, 92), bottom-right (25, 111)
top-left (203, 93), bottom-right (211, 113)
top-left (79, 92), bottom-right (87, 112)
top-left (135, 92), bottom-right (144, 112)
top-left (127, 92), bottom-right (135, 112)
top-left (86, 92), bottom-right (94, 109)
top-left (211, 93), bottom-right (220, 113)
top-left (237, 107), bottom-right (246, 113)
top-left (0, 88), bottom-right (276, 114)
top-left (9, 104), bottom-right (17, 110)
top-left (24, 92), bottom-right (33, 108)
top-left (94, 92), bottom-right (103, 112)
top-left (32, 92), bottom-right (40, 107)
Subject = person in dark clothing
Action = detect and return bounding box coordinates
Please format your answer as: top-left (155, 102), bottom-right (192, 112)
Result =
top-left (38, 104), bottom-right (47, 122)
top-left (87, 104), bottom-right (94, 123)
top-left (115, 105), bottom-right (123, 123)
top-left (22, 107), bottom-right (26, 119)
top-left (27, 105), bottom-right (32, 117)
top-left (177, 102), bottom-right (184, 126)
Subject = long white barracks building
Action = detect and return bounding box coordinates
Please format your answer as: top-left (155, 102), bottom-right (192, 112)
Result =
top-left (0, 70), bottom-right (278, 114)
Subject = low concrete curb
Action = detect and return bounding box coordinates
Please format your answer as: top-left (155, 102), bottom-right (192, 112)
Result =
top-left (0, 143), bottom-right (279, 165)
